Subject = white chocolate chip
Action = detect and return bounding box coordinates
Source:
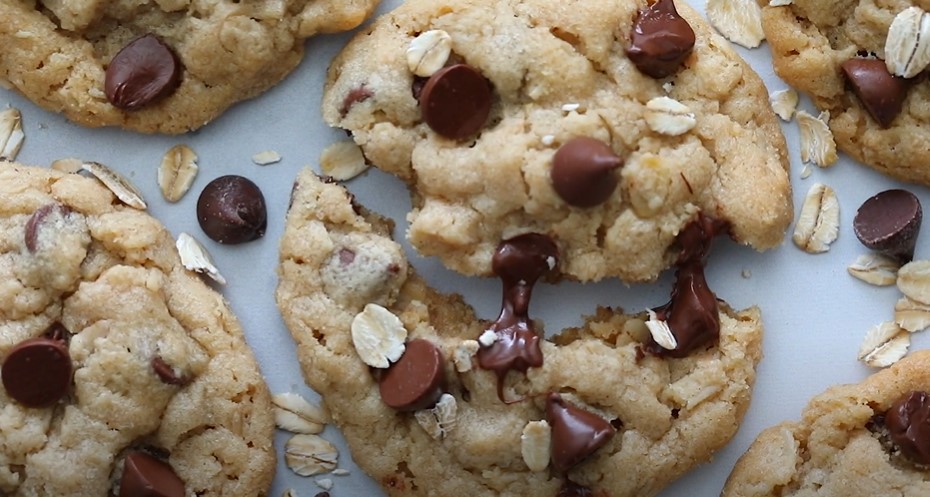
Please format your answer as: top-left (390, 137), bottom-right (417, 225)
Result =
top-left (520, 420), bottom-right (551, 472)
top-left (350, 303), bottom-right (407, 368)
top-left (272, 392), bottom-right (329, 434)
top-left (177, 233), bottom-right (227, 285)
top-left (414, 393), bottom-right (457, 440)
top-left (769, 89), bottom-right (799, 121)
top-left (158, 144), bottom-right (199, 202)
top-left (284, 434), bottom-right (338, 476)
top-left (885, 6), bottom-right (930, 78)
top-left (792, 183), bottom-right (839, 254)
top-left (706, 0), bottom-right (766, 49)
top-left (847, 253), bottom-right (900, 286)
top-left (895, 296), bottom-right (930, 333)
top-left (320, 141), bottom-right (368, 181)
top-left (796, 110), bottom-right (838, 167)
top-left (0, 107), bottom-right (24, 161)
top-left (80, 161), bottom-right (147, 210)
top-left (858, 321), bottom-right (910, 368)
top-left (251, 150), bottom-right (282, 166)
top-left (644, 96), bottom-right (696, 136)
top-left (644, 309), bottom-right (677, 350)
top-left (406, 30), bottom-right (453, 77)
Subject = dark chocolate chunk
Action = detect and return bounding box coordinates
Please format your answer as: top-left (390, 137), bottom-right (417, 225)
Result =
top-left (550, 137), bottom-right (623, 207)
top-left (105, 34), bottom-right (181, 110)
top-left (1, 336), bottom-right (72, 407)
top-left (557, 480), bottom-right (594, 497)
top-left (886, 390), bottom-right (930, 465)
top-left (841, 58), bottom-right (910, 128)
top-left (24, 203), bottom-right (71, 253)
top-left (151, 356), bottom-right (189, 386)
top-left (119, 451), bottom-right (185, 497)
top-left (477, 234), bottom-right (558, 401)
top-left (853, 189), bottom-right (922, 262)
top-left (197, 175), bottom-right (267, 244)
top-left (626, 0), bottom-right (696, 79)
top-left (546, 392), bottom-right (614, 472)
top-left (418, 64), bottom-right (492, 140)
top-left (379, 338), bottom-right (446, 411)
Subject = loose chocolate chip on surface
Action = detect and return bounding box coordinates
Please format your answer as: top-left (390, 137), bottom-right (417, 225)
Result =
top-left (626, 0), bottom-right (696, 78)
top-left (546, 393), bottom-right (614, 472)
top-left (418, 64), bottom-right (492, 140)
top-left (119, 451), bottom-right (185, 497)
top-left (854, 189), bottom-right (922, 262)
top-left (841, 58), bottom-right (910, 128)
top-left (105, 34), bottom-right (181, 111)
top-left (197, 175), bottom-right (267, 244)
top-left (886, 390), bottom-right (930, 465)
top-left (2, 336), bottom-right (72, 407)
top-left (379, 338), bottom-right (446, 411)
top-left (550, 137), bottom-right (623, 207)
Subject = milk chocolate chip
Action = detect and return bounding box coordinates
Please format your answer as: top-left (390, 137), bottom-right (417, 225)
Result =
top-left (105, 34), bottom-right (181, 110)
top-left (197, 175), bottom-right (267, 244)
top-left (2, 336), bottom-right (72, 407)
top-left (477, 234), bottom-right (558, 401)
top-left (119, 451), bottom-right (185, 497)
top-left (841, 58), bottom-right (910, 128)
top-left (853, 189), bottom-right (922, 262)
top-left (886, 390), bottom-right (930, 465)
top-left (24, 203), bottom-right (71, 253)
top-left (551, 137), bottom-right (623, 207)
top-left (418, 64), bottom-right (492, 140)
top-left (626, 0), bottom-right (696, 79)
top-left (379, 338), bottom-right (446, 412)
top-left (546, 393), bottom-right (614, 472)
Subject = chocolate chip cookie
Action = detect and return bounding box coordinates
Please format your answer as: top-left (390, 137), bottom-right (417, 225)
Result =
top-left (0, 0), bottom-right (380, 133)
top-left (761, 1), bottom-right (930, 185)
top-left (722, 350), bottom-right (930, 497)
top-left (321, 0), bottom-right (792, 282)
top-left (0, 161), bottom-right (275, 496)
top-left (276, 167), bottom-right (765, 497)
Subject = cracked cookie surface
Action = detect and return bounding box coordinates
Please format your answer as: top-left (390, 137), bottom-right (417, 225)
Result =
top-left (276, 168), bottom-right (764, 497)
top-left (322, 0), bottom-right (792, 282)
top-left (0, 0), bottom-right (380, 133)
top-left (0, 161), bottom-right (274, 496)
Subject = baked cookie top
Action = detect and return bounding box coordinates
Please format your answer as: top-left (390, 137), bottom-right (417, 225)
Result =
top-left (0, 161), bottom-right (275, 496)
top-left (722, 349), bottom-right (930, 497)
top-left (761, 1), bottom-right (930, 185)
top-left (276, 168), bottom-right (764, 497)
top-left (0, 0), bottom-right (380, 133)
top-left (321, 0), bottom-right (792, 283)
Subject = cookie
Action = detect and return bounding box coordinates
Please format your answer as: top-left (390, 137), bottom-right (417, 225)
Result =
top-left (276, 167), bottom-right (765, 497)
top-left (0, 161), bottom-right (275, 496)
top-left (761, 1), bottom-right (930, 185)
top-left (722, 350), bottom-right (930, 497)
top-left (321, 0), bottom-right (792, 282)
top-left (0, 0), bottom-right (380, 133)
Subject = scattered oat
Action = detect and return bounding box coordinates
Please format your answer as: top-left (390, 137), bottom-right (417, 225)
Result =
top-left (50, 158), bottom-right (84, 174)
top-left (706, 0), bottom-right (766, 48)
top-left (177, 233), bottom-right (227, 285)
top-left (741, 269), bottom-right (752, 278)
top-left (284, 434), bottom-right (338, 476)
top-left (315, 479), bottom-right (334, 491)
top-left (406, 30), bottom-right (453, 77)
top-left (331, 469), bottom-right (350, 476)
top-left (320, 141), bottom-right (368, 181)
top-left (158, 144), bottom-right (198, 202)
top-left (520, 420), bottom-right (551, 472)
top-left (796, 110), bottom-right (838, 167)
top-left (541, 134), bottom-right (555, 146)
top-left (282, 489), bottom-right (298, 497)
top-left (252, 150), bottom-right (282, 166)
top-left (414, 393), bottom-right (457, 440)
top-left (792, 183), bottom-right (839, 254)
top-left (885, 6), bottom-right (930, 78)
top-left (769, 0), bottom-right (792, 5)
top-left (799, 164), bottom-right (813, 179)
top-left (478, 329), bottom-right (498, 347)
top-left (0, 108), bottom-right (24, 161)
top-left (858, 321), bottom-right (910, 368)
top-left (895, 296), bottom-right (930, 333)
top-left (272, 392), bottom-right (329, 434)
top-left (644, 96), bottom-right (696, 136)
top-left (80, 161), bottom-right (147, 210)
top-left (644, 309), bottom-right (677, 350)
top-left (897, 260), bottom-right (930, 305)
top-left (453, 340), bottom-right (480, 372)
top-left (770, 89), bottom-right (799, 121)
top-left (350, 303), bottom-right (407, 368)
top-left (847, 253), bottom-right (900, 286)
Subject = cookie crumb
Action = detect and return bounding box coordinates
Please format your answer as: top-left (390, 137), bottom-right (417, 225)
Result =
top-left (315, 478), bottom-right (334, 490)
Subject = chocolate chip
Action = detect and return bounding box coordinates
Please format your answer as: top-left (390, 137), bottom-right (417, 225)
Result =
top-left (196, 175), bottom-right (267, 244)
top-left (886, 390), bottom-right (930, 465)
top-left (626, 0), bottom-right (696, 79)
top-left (418, 64), bottom-right (492, 140)
top-left (340, 86), bottom-right (373, 116)
top-left (546, 392), bottom-right (614, 472)
top-left (105, 34), bottom-right (181, 111)
top-left (151, 356), bottom-right (189, 386)
top-left (1, 336), bottom-right (72, 407)
top-left (379, 338), bottom-right (446, 411)
top-left (550, 137), bottom-right (623, 207)
top-left (841, 58), bottom-right (911, 128)
top-left (557, 481), bottom-right (594, 497)
top-left (118, 451), bottom-right (185, 497)
top-left (477, 234), bottom-right (558, 401)
top-left (853, 189), bottom-right (922, 263)
top-left (24, 203), bottom-right (71, 253)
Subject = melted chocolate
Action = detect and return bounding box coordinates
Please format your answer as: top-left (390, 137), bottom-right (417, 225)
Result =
top-left (546, 392), bottom-right (615, 472)
top-left (477, 234), bottom-right (558, 401)
top-left (626, 0), bottom-right (696, 78)
top-left (886, 390), bottom-right (930, 465)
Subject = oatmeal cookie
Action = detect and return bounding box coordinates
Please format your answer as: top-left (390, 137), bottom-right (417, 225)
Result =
top-left (0, 161), bottom-right (275, 496)
top-left (722, 350), bottom-right (930, 497)
top-left (321, 0), bottom-right (792, 282)
top-left (0, 0), bottom-right (380, 133)
top-left (276, 168), bottom-right (764, 497)
top-left (761, 1), bottom-right (930, 185)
